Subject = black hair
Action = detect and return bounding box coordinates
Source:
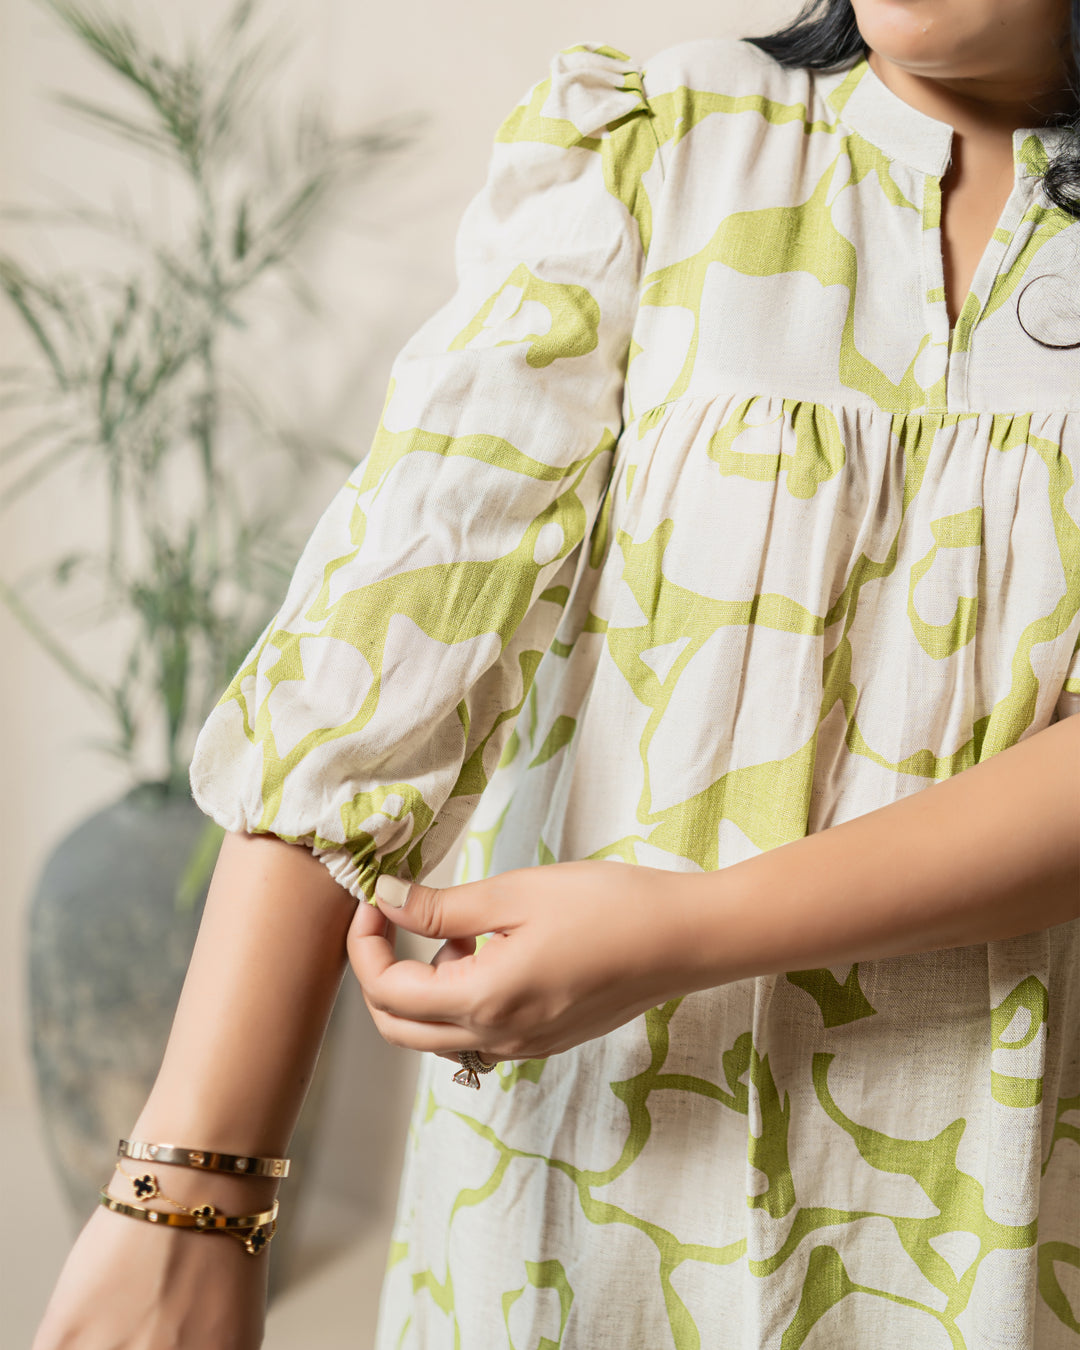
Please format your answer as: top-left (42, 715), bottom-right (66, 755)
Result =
top-left (747, 0), bottom-right (1080, 220)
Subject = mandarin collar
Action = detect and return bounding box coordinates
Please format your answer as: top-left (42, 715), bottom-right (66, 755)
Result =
top-left (824, 55), bottom-right (1070, 182)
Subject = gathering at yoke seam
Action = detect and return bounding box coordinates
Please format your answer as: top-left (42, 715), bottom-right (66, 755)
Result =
top-left (624, 392), bottom-right (1080, 430)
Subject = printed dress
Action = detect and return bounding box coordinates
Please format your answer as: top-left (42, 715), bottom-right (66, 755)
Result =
top-left (189, 39), bottom-right (1080, 1350)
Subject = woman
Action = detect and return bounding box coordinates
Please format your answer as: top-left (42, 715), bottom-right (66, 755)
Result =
top-left (34, 1), bottom-right (1080, 1346)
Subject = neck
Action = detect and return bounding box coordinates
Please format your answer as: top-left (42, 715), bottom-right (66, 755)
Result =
top-left (866, 50), bottom-right (1075, 146)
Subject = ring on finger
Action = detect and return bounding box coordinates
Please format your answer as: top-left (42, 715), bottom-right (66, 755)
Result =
top-left (452, 1050), bottom-right (498, 1089)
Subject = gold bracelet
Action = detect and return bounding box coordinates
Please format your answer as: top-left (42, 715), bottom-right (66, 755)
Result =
top-left (118, 1138), bottom-right (290, 1178)
top-left (100, 1188), bottom-right (279, 1255)
top-left (104, 1164), bottom-right (278, 1255)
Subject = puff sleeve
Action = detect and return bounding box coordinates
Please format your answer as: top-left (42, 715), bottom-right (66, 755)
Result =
top-left (188, 45), bottom-right (657, 901)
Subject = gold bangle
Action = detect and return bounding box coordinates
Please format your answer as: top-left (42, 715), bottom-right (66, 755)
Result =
top-left (99, 1189), bottom-right (279, 1255)
top-left (118, 1138), bottom-right (290, 1178)
top-left (109, 1162), bottom-right (278, 1255)
top-left (108, 1161), bottom-right (280, 1256)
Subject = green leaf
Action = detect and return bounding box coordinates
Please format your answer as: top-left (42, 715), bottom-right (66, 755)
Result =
top-left (52, 95), bottom-right (174, 160)
top-left (0, 415), bottom-right (75, 465)
top-left (53, 553), bottom-right (86, 585)
top-left (1, 433), bottom-right (87, 508)
top-left (232, 199), bottom-right (250, 259)
top-left (4, 0), bottom-right (414, 781)
top-left (0, 257), bottom-right (73, 387)
top-left (0, 571), bottom-right (112, 703)
top-left (175, 819), bottom-right (225, 912)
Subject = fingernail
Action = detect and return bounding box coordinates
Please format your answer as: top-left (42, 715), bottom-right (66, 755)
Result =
top-left (375, 874), bottom-right (411, 909)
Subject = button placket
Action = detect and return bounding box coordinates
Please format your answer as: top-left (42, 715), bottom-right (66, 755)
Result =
top-left (920, 174), bottom-right (951, 414)
top-left (946, 177), bottom-right (1038, 412)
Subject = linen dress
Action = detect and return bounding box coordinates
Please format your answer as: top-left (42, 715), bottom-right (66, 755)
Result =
top-left (189, 39), bottom-right (1080, 1350)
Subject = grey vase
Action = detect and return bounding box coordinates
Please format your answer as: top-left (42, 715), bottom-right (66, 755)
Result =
top-left (26, 785), bottom-right (333, 1294)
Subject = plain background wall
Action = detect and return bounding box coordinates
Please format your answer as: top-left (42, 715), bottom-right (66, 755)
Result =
top-left (0, 0), bottom-right (802, 1336)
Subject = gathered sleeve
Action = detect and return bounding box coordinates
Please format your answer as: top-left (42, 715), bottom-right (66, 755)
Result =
top-left (188, 45), bottom-right (657, 901)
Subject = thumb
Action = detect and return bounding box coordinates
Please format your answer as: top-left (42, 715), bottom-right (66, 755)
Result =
top-left (374, 872), bottom-right (498, 941)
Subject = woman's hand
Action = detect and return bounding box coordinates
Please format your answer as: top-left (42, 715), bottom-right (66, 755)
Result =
top-left (32, 1202), bottom-right (268, 1350)
top-left (347, 861), bottom-right (705, 1061)
top-left (351, 712), bottom-right (1080, 1071)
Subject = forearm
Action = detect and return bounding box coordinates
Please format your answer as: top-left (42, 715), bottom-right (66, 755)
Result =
top-left (122, 830), bottom-right (358, 1205)
top-left (34, 833), bottom-right (355, 1350)
top-left (683, 715), bottom-right (1080, 988)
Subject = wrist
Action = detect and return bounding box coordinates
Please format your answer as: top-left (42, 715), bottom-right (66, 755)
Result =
top-left (669, 865), bottom-right (756, 994)
top-left (132, 1083), bottom-right (295, 1162)
top-left (110, 1118), bottom-right (290, 1214)
top-left (106, 1157), bottom-right (281, 1214)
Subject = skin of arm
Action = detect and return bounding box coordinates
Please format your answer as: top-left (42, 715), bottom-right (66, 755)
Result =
top-left (32, 831), bottom-right (358, 1350)
top-left (684, 710), bottom-right (1080, 983)
top-left (350, 713), bottom-right (1080, 1061)
top-left (128, 828), bottom-right (357, 1164)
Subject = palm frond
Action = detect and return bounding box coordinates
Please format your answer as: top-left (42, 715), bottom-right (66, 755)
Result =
top-left (52, 94), bottom-right (177, 161)
top-left (0, 570), bottom-right (113, 704)
top-left (0, 432), bottom-right (89, 507)
top-left (0, 415), bottom-right (80, 466)
top-left (6, 0), bottom-right (413, 786)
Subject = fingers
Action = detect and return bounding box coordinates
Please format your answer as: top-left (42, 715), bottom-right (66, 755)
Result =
top-left (349, 929), bottom-right (482, 1023)
top-left (346, 901), bottom-right (397, 986)
top-left (431, 936), bottom-right (478, 966)
top-left (373, 874), bottom-right (510, 942)
top-left (351, 872), bottom-right (521, 1042)
top-left (348, 886), bottom-right (499, 1025)
top-left (362, 1009), bottom-right (489, 1055)
top-left (434, 1050), bottom-right (499, 1066)
top-left (349, 898), bottom-right (394, 941)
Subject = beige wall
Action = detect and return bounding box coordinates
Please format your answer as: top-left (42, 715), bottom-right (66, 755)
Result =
top-left (0, 0), bottom-right (802, 1108)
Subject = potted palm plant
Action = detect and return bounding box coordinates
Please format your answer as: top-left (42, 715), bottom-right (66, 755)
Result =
top-left (3, 0), bottom-right (411, 1290)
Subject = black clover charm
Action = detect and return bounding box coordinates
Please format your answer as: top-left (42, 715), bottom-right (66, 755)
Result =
top-left (132, 1173), bottom-right (158, 1199)
top-left (191, 1204), bottom-right (217, 1229)
top-left (244, 1226), bottom-right (268, 1254)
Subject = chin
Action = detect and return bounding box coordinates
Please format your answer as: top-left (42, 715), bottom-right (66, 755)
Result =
top-left (854, 4), bottom-right (981, 75)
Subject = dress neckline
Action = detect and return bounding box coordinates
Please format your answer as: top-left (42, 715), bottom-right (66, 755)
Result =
top-left (823, 54), bottom-right (1071, 183)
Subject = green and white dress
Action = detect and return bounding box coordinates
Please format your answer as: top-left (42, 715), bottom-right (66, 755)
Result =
top-left (190, 39), bottom-right (1080, 1349)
